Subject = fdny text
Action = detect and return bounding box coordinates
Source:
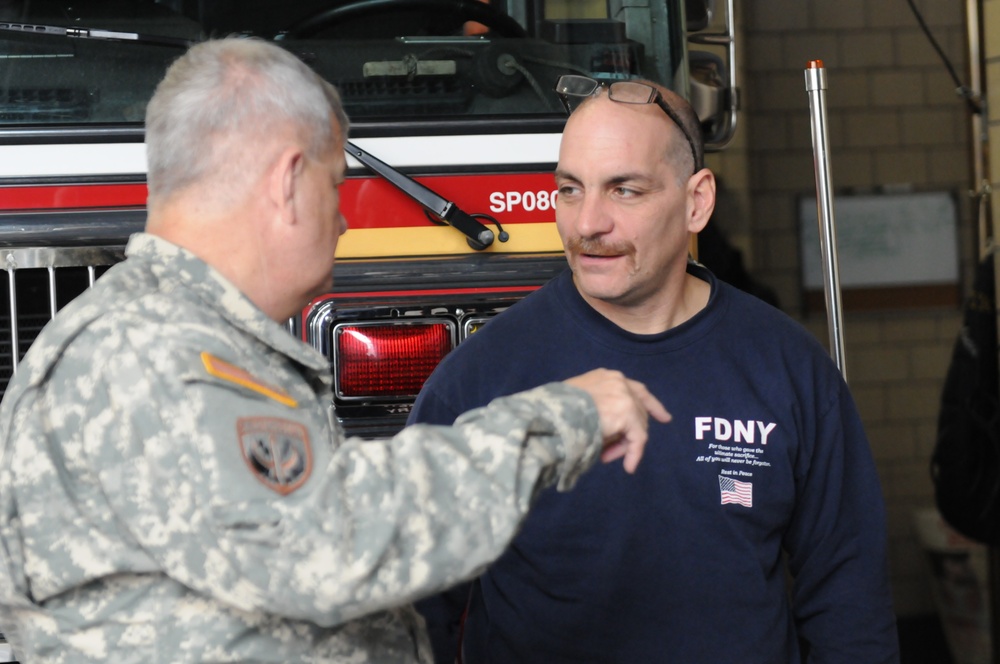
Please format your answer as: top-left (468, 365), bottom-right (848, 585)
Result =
top-left (695, 417), bottom-right (777, 445)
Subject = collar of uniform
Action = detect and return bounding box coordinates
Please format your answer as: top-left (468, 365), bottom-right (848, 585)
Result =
top-left (124, 233), bottom-right (330, 376)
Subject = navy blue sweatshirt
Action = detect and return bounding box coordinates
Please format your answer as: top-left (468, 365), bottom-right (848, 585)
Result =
top-left (409, 264), bottom-right (899, 663)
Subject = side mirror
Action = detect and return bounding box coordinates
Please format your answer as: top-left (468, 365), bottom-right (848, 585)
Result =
top-left (687, 0), bottom-right (738, 151)
top-left (684, 0), bottom-right (714, 32)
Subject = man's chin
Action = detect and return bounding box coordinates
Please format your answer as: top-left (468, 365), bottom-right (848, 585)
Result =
top-left (571, 272), bottom-right (626, 303)
top-left (304, 278), bottom-right (335, 305)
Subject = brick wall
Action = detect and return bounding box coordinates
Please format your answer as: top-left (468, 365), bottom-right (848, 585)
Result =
top-left (723, 0), bottom-right (974, 616)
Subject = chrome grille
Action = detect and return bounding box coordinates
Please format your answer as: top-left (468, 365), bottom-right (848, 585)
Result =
top-left (0, 247), bottom-right (122, 396)
top-left (0, 246), bottom-right (565, 434)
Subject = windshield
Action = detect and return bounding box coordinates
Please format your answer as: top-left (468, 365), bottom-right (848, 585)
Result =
top-left (0, 0), bottom-right (687, 128)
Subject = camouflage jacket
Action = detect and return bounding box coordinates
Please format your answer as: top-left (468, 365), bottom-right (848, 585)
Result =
top-left (0, 233), bottom-right (602, 663)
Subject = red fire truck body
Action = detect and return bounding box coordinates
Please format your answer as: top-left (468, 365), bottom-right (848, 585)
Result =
top-left (0, 0), bottom-right (735, 437)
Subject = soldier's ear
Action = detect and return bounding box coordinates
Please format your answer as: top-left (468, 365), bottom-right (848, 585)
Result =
top-left (270, 147), bottom-right (305, 226)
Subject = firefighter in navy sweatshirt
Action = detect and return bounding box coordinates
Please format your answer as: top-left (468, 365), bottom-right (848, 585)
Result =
top-left (410, 76), bottom-right (899, 664)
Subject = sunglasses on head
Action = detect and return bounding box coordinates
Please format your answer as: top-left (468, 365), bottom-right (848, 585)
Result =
top-left (554, 74), bottom-right (703, 172)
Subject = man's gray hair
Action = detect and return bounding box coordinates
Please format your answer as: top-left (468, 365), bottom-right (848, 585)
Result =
top-left (145, 37), bottom-right (349, 205)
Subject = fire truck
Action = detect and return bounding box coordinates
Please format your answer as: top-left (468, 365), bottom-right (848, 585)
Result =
top-left (0, 0), bottom-right (737, 439)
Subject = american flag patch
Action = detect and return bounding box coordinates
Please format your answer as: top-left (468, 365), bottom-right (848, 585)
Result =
top-left (719, 475), bottom-right (753, 508)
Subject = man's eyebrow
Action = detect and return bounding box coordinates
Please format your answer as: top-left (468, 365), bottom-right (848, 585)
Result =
top-left (607, 173), bottom-right (653, 186)
top-left (555, 169), bottom-right (655, 187)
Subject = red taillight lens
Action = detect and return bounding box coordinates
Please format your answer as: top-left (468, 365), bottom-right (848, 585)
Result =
top-left (335, 322), bottom-right (454, 398)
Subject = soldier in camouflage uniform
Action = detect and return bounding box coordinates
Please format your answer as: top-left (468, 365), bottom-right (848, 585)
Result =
top-left (0, 38), bottom-right (668, 663)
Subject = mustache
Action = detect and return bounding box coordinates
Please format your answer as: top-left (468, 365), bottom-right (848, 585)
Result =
top-left (565, 236), bottom-right (635, 257)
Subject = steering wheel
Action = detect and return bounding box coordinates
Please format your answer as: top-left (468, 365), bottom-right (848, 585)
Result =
top-left (284, 0), bottom-right (528, 39)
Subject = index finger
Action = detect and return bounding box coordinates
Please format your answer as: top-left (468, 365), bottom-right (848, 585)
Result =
top-left (627, 378), bottom-right (671, 424)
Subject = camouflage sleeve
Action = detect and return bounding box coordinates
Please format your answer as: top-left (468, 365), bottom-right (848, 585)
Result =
top-left (68, 339), bottom-right (602, 629)
top-left (328, 382), bottom-right (604, 615)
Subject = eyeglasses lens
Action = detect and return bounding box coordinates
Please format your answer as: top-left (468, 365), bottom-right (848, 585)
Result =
top-left (606, 81), bottom-right (658, 105)
top-left (555, 75), bottom-right (599, 112)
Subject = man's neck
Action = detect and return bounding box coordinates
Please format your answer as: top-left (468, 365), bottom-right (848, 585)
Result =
top-left (581, 272), bottom-right (711, 335)
top-left (147, 203), bottom-right (294, 323)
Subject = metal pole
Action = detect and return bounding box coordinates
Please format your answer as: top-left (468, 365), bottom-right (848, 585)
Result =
top-left (6, 268), bottom-right (16, 374)
top-left (962, 0), bottom-right (991, 264)
top-left (804, 59), bottom-right (848, 379)
top-left (965, 0), bottom-right (1000, 657)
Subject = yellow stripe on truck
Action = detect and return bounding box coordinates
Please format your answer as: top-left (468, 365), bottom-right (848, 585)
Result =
top-left (336, 222), bottom-right (563, 258)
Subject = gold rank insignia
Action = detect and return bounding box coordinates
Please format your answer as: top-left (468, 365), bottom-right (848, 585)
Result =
top-left (201, 352), bottom-right (298, 408)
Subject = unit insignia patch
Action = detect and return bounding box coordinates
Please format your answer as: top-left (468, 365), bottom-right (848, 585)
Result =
top-left (237, 417), bottom-right (313, 494)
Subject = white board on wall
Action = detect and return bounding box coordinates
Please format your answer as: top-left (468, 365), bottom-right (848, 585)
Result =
top-left (799, 191), bottom-right (959, 290)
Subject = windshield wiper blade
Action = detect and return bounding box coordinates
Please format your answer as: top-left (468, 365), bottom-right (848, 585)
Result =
top-left (0, 21), bottom-right (195, 48)
top-left (346, 141), bottom-right (497, 250)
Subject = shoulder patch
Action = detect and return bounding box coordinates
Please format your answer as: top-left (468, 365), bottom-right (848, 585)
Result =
top-left (237, 417), bottom-right (313, 495)
top-left (201, 352), bottom-right (298, 408)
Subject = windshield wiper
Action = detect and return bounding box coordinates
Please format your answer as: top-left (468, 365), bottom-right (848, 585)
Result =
top-left (0, 21), bottom-right (195, 48)
top-left (346, 141), bottom-right (505, 250)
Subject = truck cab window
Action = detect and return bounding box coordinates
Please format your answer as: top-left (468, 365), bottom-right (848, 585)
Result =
top-left (0, 0), bottom-right (689, 126)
